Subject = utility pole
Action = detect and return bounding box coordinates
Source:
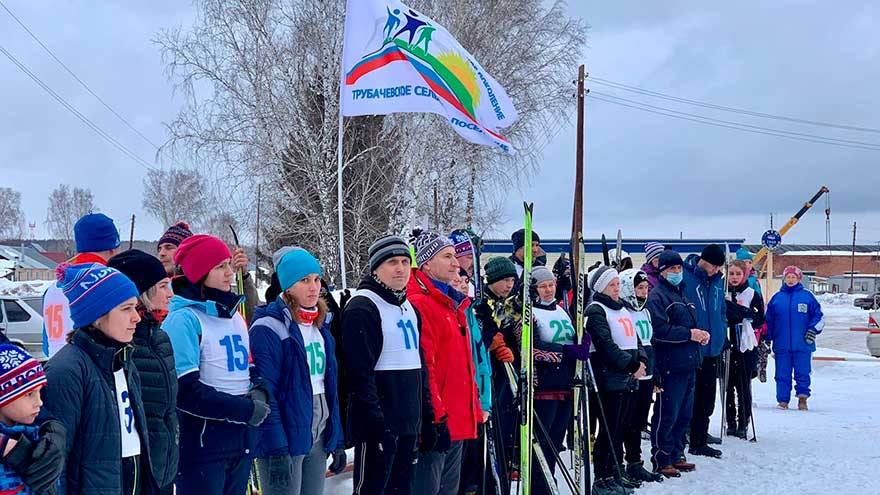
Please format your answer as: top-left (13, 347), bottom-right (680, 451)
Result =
top-left (254, 184), bottom-right (262, 285)
top-left (850, 222), bottom-right (857, 293)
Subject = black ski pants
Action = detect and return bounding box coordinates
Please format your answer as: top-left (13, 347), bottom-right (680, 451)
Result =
top-left (689, 355), bottom-right (719, 448)
top-left (594, 388), bottom-right (634, 480)
top-left (623, 379), bottom-right (654, 465)
top-left (353, 434), bottom-right (418, 495)
top-left (725, 350), bottom-right (756, 431)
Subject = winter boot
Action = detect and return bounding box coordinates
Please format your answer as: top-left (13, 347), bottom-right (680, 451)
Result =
top-left (656, 465), bottom-right (681, 478)
top-left (726, 421), bottom-right (739, 437)
top-left (732, 427), bottom-right (748, 440)
top-left (616, 465), bottom-right (642, 489)
top-left (689, 444), bottom-right (722, 459)
top-left (592, 477), bottom-right (631, 495)
top-left (707, 433), bottom-right (722, 445)
top-left (777, 401), bottom-right (789, 410)
top-left (798, 395), bottom-right (809, 411)
top-left (673, 458), bottom-right (696, 472)
top-left (627, 462), bottom-right (663, 483)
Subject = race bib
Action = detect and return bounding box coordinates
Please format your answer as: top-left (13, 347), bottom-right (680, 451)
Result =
top-left (798, 303), bottom-right (808, 313)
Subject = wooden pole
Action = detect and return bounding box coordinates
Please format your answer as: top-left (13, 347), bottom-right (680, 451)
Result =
top-left (128, 214), bottom-right (135, 250)
top-left (254, 184), bottom-right (262, 285)
top-left (850, 221), bottom-right (857, 293)
top-left (569, 64), bottom-right (586, 285)
top-left (767, 250), bottom-right (774, 298)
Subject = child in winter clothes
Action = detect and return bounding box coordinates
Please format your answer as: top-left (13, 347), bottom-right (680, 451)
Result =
top-left (586, 266), bottom-right (647, 495)
top-left (40, 263), bottom-right (153, 495)
top-left (249, 248), bottom-right (346, 495)
top-left (108, 249), bottom-right (180, 494)
top-left (618, 269), bottom-right (663, 484)
top-left (0, 345), bottom-right (64, 495)
top-left (724, 261), bottom-right (765, 438)
top-left (529, 267), bottom-right (590, 495)
top-left (640, 242), bottom-right (665, 292)
top-left (765, 265), bottom-right (824, 411)
top-left (161, 235), bottom-right (270, 495)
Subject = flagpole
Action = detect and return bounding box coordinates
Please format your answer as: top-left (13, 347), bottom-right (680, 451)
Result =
top-left (337, 103), bottom-right (347, 290)
top-left (337, 3), bottom-right (348, 290)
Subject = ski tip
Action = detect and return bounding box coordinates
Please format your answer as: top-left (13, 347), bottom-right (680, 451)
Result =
top-left (523, 201), bottom-right (534, 213)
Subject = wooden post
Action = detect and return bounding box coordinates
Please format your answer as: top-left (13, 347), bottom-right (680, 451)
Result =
top-left (128, 214), bottom-right (135, 250)
top-left (767, 250), bottom-right (774, 298)
top-left (254, 184), bottom-right (262, 285)
top-left (569, 64), bottom-right (586, 283)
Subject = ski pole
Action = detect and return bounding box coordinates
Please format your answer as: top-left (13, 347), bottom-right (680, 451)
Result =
top-left (585, 361), bottom-right (626, 483)
top-left (741, 360), bottom-right (758, 443)
top-left (719, 348), bottom-right (731, 441)
top-left (534, 412), bottom-right (581, 495)
top-left (229, 226), bottom-right (248, 318)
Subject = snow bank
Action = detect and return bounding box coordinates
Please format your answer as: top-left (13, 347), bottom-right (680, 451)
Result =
top-left (0, 279), bottom-right (52, 297)
top-left (816, 292), bottom-right (866, 307)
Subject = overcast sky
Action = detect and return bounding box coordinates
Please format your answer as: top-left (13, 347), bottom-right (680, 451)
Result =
top-left (2, 1), bottom-right (879, 248)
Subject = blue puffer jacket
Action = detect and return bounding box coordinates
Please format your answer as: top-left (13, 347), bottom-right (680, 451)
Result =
top-left (765, 283), bottom-right (824, 353)
top-left (682, 254), bottom-right (727, 358)
top-left (249, 298), bottom-right (344, 457)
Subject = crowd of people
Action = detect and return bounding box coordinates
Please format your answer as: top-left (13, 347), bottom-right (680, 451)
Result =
top-left (0, 211), bottom-right (825, 495)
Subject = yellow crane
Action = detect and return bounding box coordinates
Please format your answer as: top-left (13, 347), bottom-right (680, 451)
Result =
top-left (753, 186), bottom-right (830, 267)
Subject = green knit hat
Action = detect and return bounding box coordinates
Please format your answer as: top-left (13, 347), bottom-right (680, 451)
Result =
top-left (485, 257), bottom-right (517, 284)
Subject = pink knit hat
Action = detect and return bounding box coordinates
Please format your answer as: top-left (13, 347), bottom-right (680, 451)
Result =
top-left (173, 234), bottom-right (232, 283)
top-left (782, 265), bottom-right (803, 281)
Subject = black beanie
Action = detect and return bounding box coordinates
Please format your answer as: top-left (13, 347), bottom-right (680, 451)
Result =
top-left (108, 249), bottom-right (168, 294)
top-left (511, 229), bottom-right (541, 253)
top-left (700, 244), bottom-right (726, 267)
top-left (657, 250), bottom-right (684, 273)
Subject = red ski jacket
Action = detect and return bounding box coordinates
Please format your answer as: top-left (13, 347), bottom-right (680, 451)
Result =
top-left (407, 269), bottom-right (482, 441)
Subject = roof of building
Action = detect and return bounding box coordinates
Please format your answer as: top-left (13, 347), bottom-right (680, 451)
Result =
top-left (484, 238), bottom-right (745, 255)
top-left (0, 245), bottom-right (58, 270)
top-left (742, 244), bottom-right (880, 255)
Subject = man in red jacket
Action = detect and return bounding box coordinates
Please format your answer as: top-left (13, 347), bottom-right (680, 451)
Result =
top-left (408, 230), bottom-right (482, 495)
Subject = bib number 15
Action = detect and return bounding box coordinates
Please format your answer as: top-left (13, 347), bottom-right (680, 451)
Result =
top-left (219, 335), bottom-right (249, 372)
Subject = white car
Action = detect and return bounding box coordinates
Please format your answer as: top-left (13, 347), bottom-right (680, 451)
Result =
top-left (0, 295), bottom-right (45, 360)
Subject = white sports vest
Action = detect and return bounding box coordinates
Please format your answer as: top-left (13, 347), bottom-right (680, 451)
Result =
top-left (42, 283), bottom-right (74, 358)
top-left (113, 369), bottom-right (141, 458)
top-left (190, 310), bottom-right (251, 396)
top-left (591, 301), bottom-right (638, 351)
top-left (533, 306), bottom-right (575, 345)
top-left (735, 288), bottom-right (758, 352)
top-left (353, 289), bottom-right (422, 371)
top-left (629, 308), bottom-right (653, 347)
top-left (299, 323), bottom-right (326, 395)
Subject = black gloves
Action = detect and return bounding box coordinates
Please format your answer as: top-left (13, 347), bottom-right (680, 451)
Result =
top-left (420, 418), bottom-right (451, 453)
top-left (247, 388), bottom-right (271, 427)
top-left (805, 328), bottom-right (817, 345)
top-left (5, 420), bottom-right (67, 495)
top-left (329, 448), bottom-right (347, 474)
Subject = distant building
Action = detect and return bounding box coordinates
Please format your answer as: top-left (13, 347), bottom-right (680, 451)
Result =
top-left (740, 244), bottom-right (880, 278)
top-left (827, 274), bottom-right (880, 294)
top-left (0, 245), bottom-right (58, 281)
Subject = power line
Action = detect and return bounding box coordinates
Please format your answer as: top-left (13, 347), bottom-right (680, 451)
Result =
top-left (0, 0), bottom-right (162, 151)
top-left (0, 42), bottom-right (156, 170)
top-left (586, 93), bottom-right (880, 152)
top-left (590, 76), bottom-right (880, 134)
top-left (590, 90), bottom-right (880, 149)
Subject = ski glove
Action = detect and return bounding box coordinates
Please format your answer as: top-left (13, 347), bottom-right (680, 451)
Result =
top-left (805, 328), bottom-right (818, 345)
top-left (562, 343), bottom-right (590, 361)
top-left (488, 333), bottom-right (514, 363)
top-left (248, 399), bottom-right (271, 426)
top-left (329, 448), bottom-right (347, 474)
top-left (24, 420), bottom-right (66, 495)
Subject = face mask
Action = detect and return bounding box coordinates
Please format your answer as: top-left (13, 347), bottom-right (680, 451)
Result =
top-left (665, 272), bottom-right (683, 286)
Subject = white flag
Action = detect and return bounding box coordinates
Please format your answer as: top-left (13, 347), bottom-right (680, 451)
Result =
top-left (342, 0), bottom-right (518, 153)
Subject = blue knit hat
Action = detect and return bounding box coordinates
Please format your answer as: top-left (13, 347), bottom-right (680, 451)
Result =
top-left (59, 263), bottom-right (139, 329)
top-left (275, 248), bottom-right (323, 291)
top-left (74, 213), bottom-right (120, 253)
top-left (736, 247), bottom-right (754, 261)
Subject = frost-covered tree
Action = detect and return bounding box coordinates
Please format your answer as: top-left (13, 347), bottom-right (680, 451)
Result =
top-left (45, 185), bottom-right (95, 255)
top-left (0, 187), bottom-right (25, 240)
top-left (158, 0), bottom-right (586, 284)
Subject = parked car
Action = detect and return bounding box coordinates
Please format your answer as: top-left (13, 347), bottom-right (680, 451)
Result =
top-left (854, 293), bottom-right (880, 310)
top-left (0, 295), bottom-right (45, 360)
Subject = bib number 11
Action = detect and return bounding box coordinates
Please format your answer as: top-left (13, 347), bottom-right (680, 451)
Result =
top-left (397, 320), bottom-right (418, 349)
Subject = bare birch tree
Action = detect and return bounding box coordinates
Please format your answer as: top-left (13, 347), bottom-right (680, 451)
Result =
top-left (158, 0), bottom-right (585, 283)
top-left (142, 168), bottom-right (209, 229)
top-left (0, 188), bottom-right (25, 239)
top-left (44, 185), bottom-right (95, 255)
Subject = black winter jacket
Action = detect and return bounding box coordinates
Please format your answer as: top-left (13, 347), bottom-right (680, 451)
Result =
top-left (40, 328), bottom-right (154, 495)
top-left (341, 276), bottom-right (432, 441)
top-left (585, 293), bottom-right (645, 393)
top-left (532, 299), bottom-right (577, 393)
top-left (646, 277), bottom-right (702, 376)
top-left (131, 311), bottom-right (179, 490)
